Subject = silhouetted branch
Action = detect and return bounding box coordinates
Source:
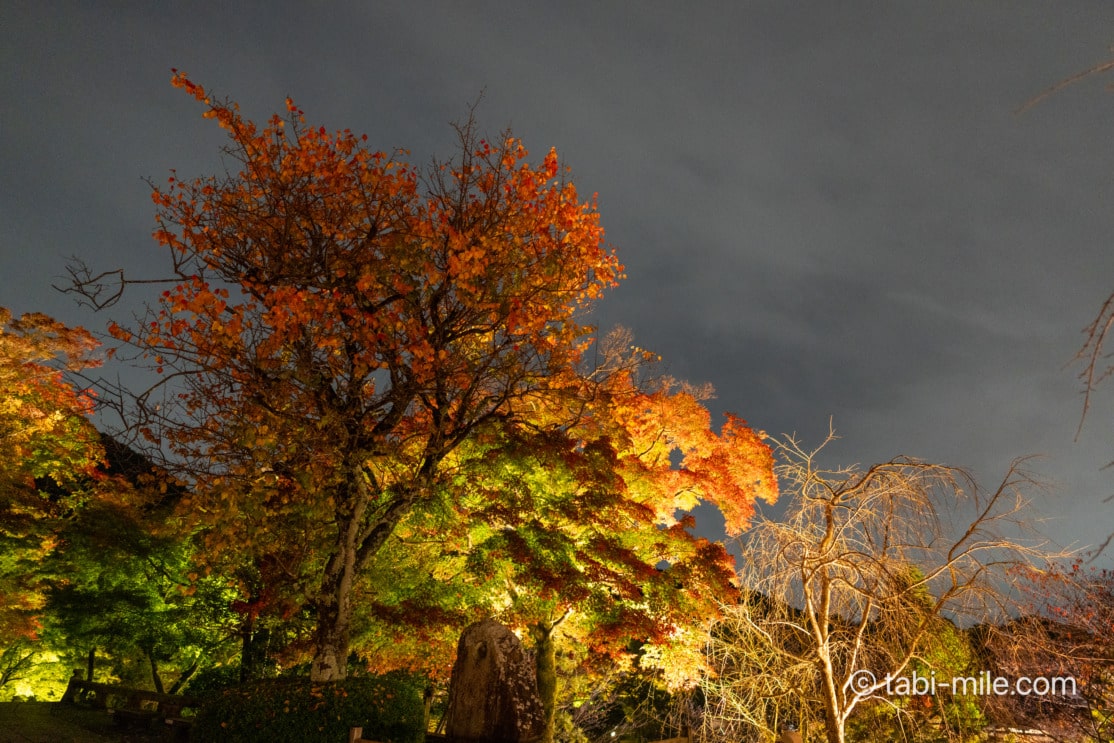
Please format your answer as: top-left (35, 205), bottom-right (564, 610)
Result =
top-left (55, 256), bottom-right (179, 310)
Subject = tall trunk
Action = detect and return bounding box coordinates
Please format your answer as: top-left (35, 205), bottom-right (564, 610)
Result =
top-left (818, 655), bottom-right (844, 743)
top-left (310, 504), bottom-right (360, 681)
top-left (86, 647), bottom-right (95, 684)
top-left (307, 466), bottom-right (428, 681)
top-left (530, 623), bottom-right (558, 743)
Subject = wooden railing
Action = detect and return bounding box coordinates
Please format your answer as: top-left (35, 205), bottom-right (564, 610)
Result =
top-left (59, 676), bottom-right (201, 732)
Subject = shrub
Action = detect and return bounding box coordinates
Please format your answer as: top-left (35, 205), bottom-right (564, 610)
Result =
top-left (186, 665), bottom-right (242, 696)
top-left (190, 674), bottom-right (425, 743)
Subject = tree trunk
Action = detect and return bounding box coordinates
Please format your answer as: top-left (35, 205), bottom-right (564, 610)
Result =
top-left (816, 647), bottom-right (844, 743)
top-left (240, 619), bottom-right (271, 683)
top-left (86, 647), bottom-right (95, 684)
top-left (148, 653), bottom-right (165, 695)
top-left (310, 506), bottom-right (360, 681)
top-left (822, 713), bottom-right (844, 743)
top-left (530, 623), bottom-right (558, 743)
top-left (252, 627), bottom-right (271, 679)
top-left (239, 614), bottom-right (255, 684)
top-left (423, 685), bottom-right (434, 738)
top-left (310, 605), bottom-right (351, 681)
top-left (168, 661), bottom-right (199, 694)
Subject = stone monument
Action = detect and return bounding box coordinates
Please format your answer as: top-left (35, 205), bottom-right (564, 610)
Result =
top-left (443, 619), bottom-right (545, 743)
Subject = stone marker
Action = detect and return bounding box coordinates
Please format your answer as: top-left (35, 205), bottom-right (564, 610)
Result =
top-left (444, 619), bottom-right (545, 743)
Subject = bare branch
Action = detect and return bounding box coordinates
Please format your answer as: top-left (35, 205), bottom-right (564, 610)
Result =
top-left (699, 432), bottom-right (1062, 743)
top-left (1016, 57), bottom-right (1114, 114)
top-left (54, 256), bottom-right (180, 310)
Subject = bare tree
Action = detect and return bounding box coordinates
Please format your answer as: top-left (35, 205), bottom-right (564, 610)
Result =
top-left (699, 431), bottom-right (1057, 743)
top-left (700, 589), bottom-right (823, 743)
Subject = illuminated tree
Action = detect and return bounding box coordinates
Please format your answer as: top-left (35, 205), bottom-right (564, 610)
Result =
top-left (350, 332), bottom-right (776, 741)
top-left (41, 498), bottom-right (240, 694)
top-left (843, 575), bottom-right (986, 743)
top-left (0, 641), bottom-right (37, 699)
top-left (700, 431), bottom-right (1052, 743)
top-left (0, 307), bottom-right (101, 507)
top-left (65, 73), bottom-right (657, 681)
top-left (0, 307), bottom-right (102, 651)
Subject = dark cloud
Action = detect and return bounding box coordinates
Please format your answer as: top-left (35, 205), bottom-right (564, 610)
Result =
top-left (3, 1), bottom-right (1114, 560)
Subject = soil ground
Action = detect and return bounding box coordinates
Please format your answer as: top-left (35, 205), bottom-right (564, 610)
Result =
top-left (0, 702), bottom-right (174, 743)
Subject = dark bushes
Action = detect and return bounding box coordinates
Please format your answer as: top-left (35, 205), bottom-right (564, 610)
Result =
top-left (190, 675), bottom-right (424, 743)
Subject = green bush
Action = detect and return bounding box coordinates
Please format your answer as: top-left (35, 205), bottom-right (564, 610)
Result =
top-left (190, 674), bottom-right (425, 743)
top-left (186, 664), bottom-right (242, 696)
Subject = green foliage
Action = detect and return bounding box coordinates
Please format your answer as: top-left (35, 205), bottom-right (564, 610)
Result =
top-left (185, 664), bottom-right (242, 696)
top-left (555, 709), bottom-right (591, 743)
top-left (190, 675), bottom-right (425, 743)
top-left (41, 501), bottom-right (240, 692)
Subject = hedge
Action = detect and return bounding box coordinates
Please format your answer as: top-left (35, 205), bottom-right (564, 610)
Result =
top-left (190, 675), bottom-right (425, 743)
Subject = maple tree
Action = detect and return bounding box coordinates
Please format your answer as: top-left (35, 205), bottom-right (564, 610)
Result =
top-left (0, 307), bottom-right (102, 650)
top-left (67, 72), bottom-right (697, 681)
top-left (0, 640), bottom-right (38, 698)
top-left (0, 307), bottom-right (102, 505)
top-left (349, 331), bottom-right (776, 741)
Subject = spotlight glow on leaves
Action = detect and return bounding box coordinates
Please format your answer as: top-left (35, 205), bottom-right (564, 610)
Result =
top-left (104, 73), bottom-right (626, 681)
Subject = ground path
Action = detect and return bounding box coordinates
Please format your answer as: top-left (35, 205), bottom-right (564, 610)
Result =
top-left (0, 702), bottom-right (158, 743)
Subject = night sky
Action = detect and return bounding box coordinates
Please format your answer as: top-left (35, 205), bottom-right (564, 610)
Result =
top-left (3, 3), bottom-right (1114, 564)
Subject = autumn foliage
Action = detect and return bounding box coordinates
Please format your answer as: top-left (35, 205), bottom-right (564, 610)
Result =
top-left (0, 308), bottom-right (102, 642)
top-left (0, 308), bottom-right (101, 497)
top-left (103, 72), bottom-right (623, 678)
top-left (86, 73), bottom-right (776, 685)
top-left (357, 332), bottom-right (776, 682)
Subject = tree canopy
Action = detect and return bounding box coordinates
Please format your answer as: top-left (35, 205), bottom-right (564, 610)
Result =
top-left (0, 307), bottom-right (103, 648)
top-left (69, 74), bottom-right (777, 683)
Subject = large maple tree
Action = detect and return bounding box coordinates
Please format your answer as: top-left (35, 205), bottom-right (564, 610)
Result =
top-left (76, 75), bottom-right (775, 682)
top-left (80, 74), bottom-right (627, 680)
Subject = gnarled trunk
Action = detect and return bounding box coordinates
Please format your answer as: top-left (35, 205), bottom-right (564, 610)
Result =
top-left (310, 553), bottom-right (356, 681)
top-left (310, 483), bottom-right (362, 682)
